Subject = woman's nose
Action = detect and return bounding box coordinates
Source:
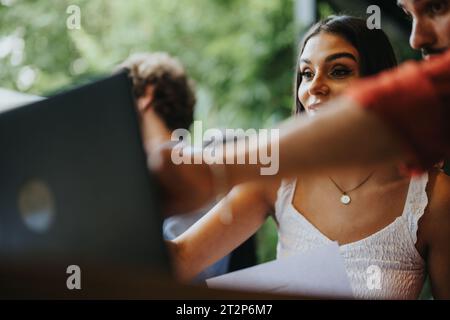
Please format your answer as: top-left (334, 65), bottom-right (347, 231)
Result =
top-left (308, 74), bottom-right (330, 97)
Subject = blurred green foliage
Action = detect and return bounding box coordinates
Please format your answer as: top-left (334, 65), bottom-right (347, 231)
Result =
top-left (256, 216), bottom-right (279, 263)
top-left (0, 0), bottom-right (295, 129)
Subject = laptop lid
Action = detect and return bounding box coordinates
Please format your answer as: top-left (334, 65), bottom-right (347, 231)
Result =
top-left (0, 71), bottom-right (170, 277)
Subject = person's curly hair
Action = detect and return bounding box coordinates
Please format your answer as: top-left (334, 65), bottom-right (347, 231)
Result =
top-left (119, 52), bottom-right (196, 131)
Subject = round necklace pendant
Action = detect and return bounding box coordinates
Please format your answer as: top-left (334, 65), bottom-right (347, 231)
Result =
top-left (340, 194), bottom-right (351, 205)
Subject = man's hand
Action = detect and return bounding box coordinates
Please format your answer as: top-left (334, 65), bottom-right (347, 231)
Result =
top-left (149, 145), bottom-right (216, 216)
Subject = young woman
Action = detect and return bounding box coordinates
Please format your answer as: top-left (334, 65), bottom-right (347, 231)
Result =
top-left (167, 16), bottom-right (450, 299)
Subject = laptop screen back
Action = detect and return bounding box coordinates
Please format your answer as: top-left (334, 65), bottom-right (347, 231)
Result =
top-left (0, 71), bottom-right (170, 275)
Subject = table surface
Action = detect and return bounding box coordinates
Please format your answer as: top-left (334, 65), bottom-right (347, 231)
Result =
top-left (0, 261), bottom-right (329, 299)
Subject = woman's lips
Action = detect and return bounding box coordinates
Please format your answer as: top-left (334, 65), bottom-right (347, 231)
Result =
top-left (308, 102), bottom-right (323, 111)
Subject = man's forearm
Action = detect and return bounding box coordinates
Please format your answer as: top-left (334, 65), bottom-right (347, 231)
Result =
top-left (155, 97), bottom-right (408, 216)
top-left (226, 97), bottom-right (406, 187)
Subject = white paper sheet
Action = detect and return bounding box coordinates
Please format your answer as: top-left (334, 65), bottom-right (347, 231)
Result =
top-left (206, 242), bottom-right (354, 298)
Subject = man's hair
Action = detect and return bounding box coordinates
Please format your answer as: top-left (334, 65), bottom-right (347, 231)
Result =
top-left (119, 52), bottom-right (196, 131)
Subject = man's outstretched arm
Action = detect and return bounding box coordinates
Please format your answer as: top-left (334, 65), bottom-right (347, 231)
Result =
top-left (152, 51), bottom-right (449, 216)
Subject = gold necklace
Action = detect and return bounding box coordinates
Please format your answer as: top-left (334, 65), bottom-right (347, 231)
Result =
top-left (329, 171), bottom-right (375, 205)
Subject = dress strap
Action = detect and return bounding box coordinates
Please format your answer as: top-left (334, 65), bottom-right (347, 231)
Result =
top-left (402, 172), bottom-right (429, 244)
top-left (274, 178), bottom-right (296, 223)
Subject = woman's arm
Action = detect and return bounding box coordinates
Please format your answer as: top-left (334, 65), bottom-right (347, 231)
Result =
top-left (168, 179), bottom-right (279, 282)
top-left (423, 171), bottom-right (450, 299)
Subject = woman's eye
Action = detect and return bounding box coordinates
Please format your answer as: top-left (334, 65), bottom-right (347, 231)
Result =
top-left (301, 70), bottom-right (314, 81)
top-left (330, 68), bottom-right (352, 78)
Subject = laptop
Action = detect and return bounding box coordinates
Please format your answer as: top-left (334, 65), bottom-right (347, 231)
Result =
top-left (0, 71), bottom-right (171, 290)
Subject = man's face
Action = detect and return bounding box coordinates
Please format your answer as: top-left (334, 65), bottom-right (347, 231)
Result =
top-left (398, 0), bottom-right (450, 58)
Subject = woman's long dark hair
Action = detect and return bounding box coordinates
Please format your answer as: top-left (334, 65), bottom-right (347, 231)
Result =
top-left (295, 15), bottom-right (398, 113)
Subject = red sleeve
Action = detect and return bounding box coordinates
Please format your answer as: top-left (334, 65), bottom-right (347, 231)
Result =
top-left (345, 51), bottom-right (450, 173)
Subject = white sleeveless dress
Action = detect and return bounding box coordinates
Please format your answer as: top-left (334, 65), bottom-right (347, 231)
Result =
top-left (274, 173), bottom-right (428, 299)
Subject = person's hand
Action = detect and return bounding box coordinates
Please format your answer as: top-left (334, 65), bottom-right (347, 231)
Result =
top-left (148, 144), bottom-right (216, 216)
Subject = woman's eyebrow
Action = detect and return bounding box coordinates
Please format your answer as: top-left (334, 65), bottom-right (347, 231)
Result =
top-left (300, 52), bottom-right (357, 65)
top-left (300, 58), bottom-right (311, 64)
top-left (325, 52), bottom-right (357, 62)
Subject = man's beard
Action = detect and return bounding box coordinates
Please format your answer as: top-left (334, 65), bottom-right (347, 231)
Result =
top-left (422, 47), bottom-right (448, 59)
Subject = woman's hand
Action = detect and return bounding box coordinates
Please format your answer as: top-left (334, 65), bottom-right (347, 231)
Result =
top-left (165, 239), bottom-right (191, 283)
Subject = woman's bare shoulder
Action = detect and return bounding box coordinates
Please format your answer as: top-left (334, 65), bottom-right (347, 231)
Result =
top-left (244, 177), bottom-right (283, 215)
top-left (228, 178), bottom-right (281, 208)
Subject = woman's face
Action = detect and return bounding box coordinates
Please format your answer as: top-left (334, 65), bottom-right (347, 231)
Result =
top-left (298, 32), bottom-right (360, 115)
